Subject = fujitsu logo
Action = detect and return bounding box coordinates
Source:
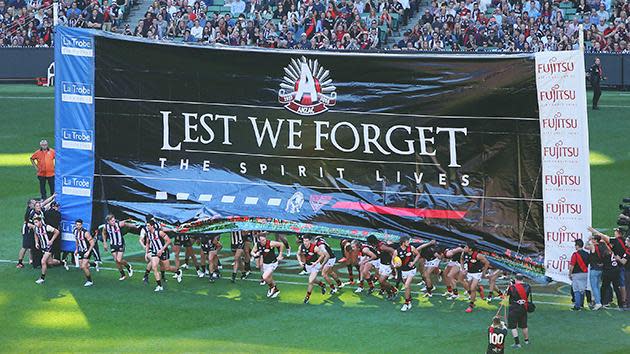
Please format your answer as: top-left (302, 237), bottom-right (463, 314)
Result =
top-left (543, 140), bottom-right (579, 159)
top-left (278, 56), bottom-right (337, 116)
top-left (537, 57), bottom-right (575, 74)
top-left (546, 226), bottom-right (583, 245)
top-left (546, 254), bottom-right (570, 273)
top-left (544, 169), bottom-right (581, 187)
top-left (545, 197), bottom-right (582, 216)
top-left (539, 84), bottom-right (576, 102)
top-left (541, 112), bottom-right (578, 131)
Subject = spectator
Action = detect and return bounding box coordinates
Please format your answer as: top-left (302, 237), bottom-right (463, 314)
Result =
top-left (30, 139), bottom-right (55, 200)
top-left (589, 227), bottom-right (628, 308)
top-left (588, 233), bottom-right (605, 310)
top-left (569, 239), bottom-right (590, 311)
top-left (588, 57), bottom-right (604, 110)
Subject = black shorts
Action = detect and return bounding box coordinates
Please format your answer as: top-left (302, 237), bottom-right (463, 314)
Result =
top-left (507, 305), bottom-right (528, 329)
top-left (202, 240), bottom-right (219, 253)
top-left (243, 232), bottom-right (253, 242)
top-left (231, 242), bottom-right (245, 252)
top-left (152, 250), bottom-right (170, 261)
top-left (40, 245), bottom-right (52, 254)
top-left (78, 250), bottom-right (91, 260)
top-left (174, 236), bottom-right (192, 247)
top-left (110, 244), bottom-right (125, 253)
top-left (22, 226), bottom-right (35, 248)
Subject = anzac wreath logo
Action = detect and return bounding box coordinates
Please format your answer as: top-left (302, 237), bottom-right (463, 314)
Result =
top-left (278, 56), bottom-right (337, 116)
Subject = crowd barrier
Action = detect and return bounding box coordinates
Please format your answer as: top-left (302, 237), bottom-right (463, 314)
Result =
top-left (1, 47), bottom-right (628, 88)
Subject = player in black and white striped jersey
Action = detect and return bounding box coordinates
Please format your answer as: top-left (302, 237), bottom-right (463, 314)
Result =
top-left (74, 219), bottom-right (95, 287)
top-left (29, 216), bottom-right (67, 284)
top-left (145, 220), bottom-right (182, 292)
top-left (231, 230), bottom-right (248, 283)
top-left (102, 214), bottom-right (134, 281)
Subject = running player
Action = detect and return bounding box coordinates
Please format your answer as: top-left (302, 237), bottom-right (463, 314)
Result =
top-left (102, 214), bottom-right (134, 281)
top-left (397, 236), bottom-right (421, 311)
top-left (462, 242), bottom-right (490, 312)
top-left (486, 268), bottom-right (505, 302)
top-left (73, 219), bottom-right (95, 287)
top-left (241, 231), bottom-right (253, 279)
top-left (298, 234), bottom-right (327, 303)
top-left (354, 239), bottom-right (380, 294)
top-left (419, 240), bottom-right (441, 297)
top-left (145, 220), bottom-right (182, 291)
top-left (30, 217), bottom-right (67, 284)
top-left (200, 234), bottom-right (222, 283)
top-left (487, 316), bottom-right (508, 354)
top-left (443, 245), bottom-right (466, 299)
top-left (339, 238), bottom-right (360, 285)
top-left (251, 232), bottom-right (285, 298)
top-left (172, 231), bottom-right (202, 277)
top-left (315, 236), bottom-right (343, 294)
top-left (368, 235), bottom-right (398, 300)
top-left (230, 230), bottom-right (249, 283)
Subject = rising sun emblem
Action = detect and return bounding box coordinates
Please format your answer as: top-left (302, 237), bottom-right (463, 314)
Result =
top-left (278, 56), bottom-right (337, 116)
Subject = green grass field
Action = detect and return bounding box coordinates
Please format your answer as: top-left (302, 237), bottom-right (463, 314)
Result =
top-left (0, 85), bottom-right (628, 353)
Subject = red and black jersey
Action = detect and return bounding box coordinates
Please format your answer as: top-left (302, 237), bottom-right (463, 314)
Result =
top-left (420, 244), bottom-right (437, 261)
top-left (257, 239), bottom-right (278, 264)
top-left (300, 243), bottom-right (319, 265)
top-left (377, 241), bottom-right (392, 264)
top-left (361, 243), bottom-right (378, 259)
top-left (463, 251), bottom-right (483, 273)
top-left (315, 237), bottom-right (335, 258)
top-left (396, 245), bottom-right (414, 271)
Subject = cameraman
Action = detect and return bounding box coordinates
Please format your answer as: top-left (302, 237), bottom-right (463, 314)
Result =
top-left (507, 274), bottom-right (531, 349)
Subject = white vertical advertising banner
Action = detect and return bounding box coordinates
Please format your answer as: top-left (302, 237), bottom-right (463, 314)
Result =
top-left (535, 50), bottom-right (592, 284)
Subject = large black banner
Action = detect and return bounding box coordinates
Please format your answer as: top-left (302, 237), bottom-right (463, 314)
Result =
top-left (92, 36), bottom-right (543, 275)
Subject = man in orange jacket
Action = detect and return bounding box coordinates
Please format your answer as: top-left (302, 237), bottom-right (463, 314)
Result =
top-left (30, 140), bottom-right (55, 199)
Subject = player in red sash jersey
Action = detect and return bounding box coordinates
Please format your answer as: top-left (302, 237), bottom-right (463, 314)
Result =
top-left (298, 235), bottom-right (328, 303)
top-left (367, 235), bottom-right (398, 300)
top-left (251, 232), bottom-right (285, 298)
top-left (396, 236), bottom-right (421, 311)
top-left (354, 239), bottom-right (380, 294)
top-left (461, 242), bottom-right (490, 312)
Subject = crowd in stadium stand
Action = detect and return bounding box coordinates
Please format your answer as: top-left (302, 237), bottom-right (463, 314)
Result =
top-left (0, 0), bottom-right (131, 47)
top-left (395, 0), bottom-right (630, 52)
top-left (2, 0), bottom-right (630, 52)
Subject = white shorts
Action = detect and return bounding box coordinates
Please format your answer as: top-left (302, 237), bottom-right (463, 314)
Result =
top-left (401, 269), bottom-right (417, 280)
top-left (305, 263), bottom-right (321, 274)
top-left (447, 261), bottom-right (460, 268)
top-left (369, 259), bottom-right (381, 268)
top-left (262, 262), bottom-right (278, 273)
top-left (324, 258), bottom-right (336, 268)
top-left (379, 263), bottom-right (393, 277)
top-left (425, 258), bottom-right (440, 269)
top-left (467, 272), bottom-right (482, 281)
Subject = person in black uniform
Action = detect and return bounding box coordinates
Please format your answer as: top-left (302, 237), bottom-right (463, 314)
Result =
top-left (588, 57), bottom-right (604, 110)
top-left (172, 231), bottom-right (202, 277)
top-left (487, 316), bottom-right (508, 354)
top-left (73, 219), bottom-right (95, 287)
top-left (506, 274), bottom-right (531, 349)
top-left (17, 199), bottom-right (36, 268)
top-left (29, 217), bottom-right (67, 284)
